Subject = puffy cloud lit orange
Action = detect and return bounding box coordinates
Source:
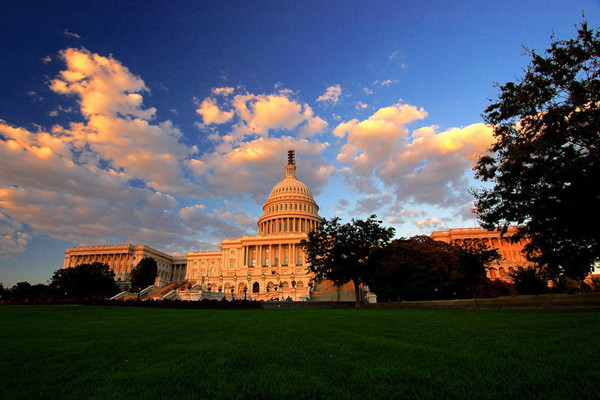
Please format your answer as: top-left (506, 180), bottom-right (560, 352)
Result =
top-left (335, 104), bottom-right (494, 209)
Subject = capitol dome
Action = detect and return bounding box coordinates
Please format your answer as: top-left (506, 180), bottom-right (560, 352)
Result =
top-left (257, 150), bottom-right (320, 235)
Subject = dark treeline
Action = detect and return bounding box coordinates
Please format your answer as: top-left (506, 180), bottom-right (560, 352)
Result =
top-left (366, 236), bottom-right (599, 302)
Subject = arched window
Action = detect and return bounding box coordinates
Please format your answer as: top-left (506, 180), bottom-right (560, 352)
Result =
top-left (252, 282), bottom-right (260, 293)
top-left (489, 268), bottom-right (497, 279)
top-left (238, 283), bottom-right (247, 293)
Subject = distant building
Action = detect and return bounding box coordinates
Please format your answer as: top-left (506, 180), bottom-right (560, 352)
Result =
top-left (64, 150), bottom-right (321, 300)
top-left (430, 226), bottom-right (533, 280)
top-left (64, 150), bottom-right (539, 299)
top-left (63, 244), bottom-right (186, 289)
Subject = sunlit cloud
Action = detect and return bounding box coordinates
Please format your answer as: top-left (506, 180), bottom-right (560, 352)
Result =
top-left (196, 87), bottom-right (327, 140)
top-left (334, 104), bottom-right (494, 211)
top-left (0, 44), bottom-right (492, 257)
top-left (316, 84), bottom-right (342, 104)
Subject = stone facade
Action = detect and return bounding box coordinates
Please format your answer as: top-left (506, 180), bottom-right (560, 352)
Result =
top-left (64, 150), bottom-right (318, 300)
top-left (63, 244), bottom-right (186, 288)
top-left (64, 150), bottom-right (538, 299)
top-left (430, 226), bottom-right (533, 280)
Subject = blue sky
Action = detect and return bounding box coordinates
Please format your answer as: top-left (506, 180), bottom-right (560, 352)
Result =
top-left (1, 1), bottom-right (599, 286)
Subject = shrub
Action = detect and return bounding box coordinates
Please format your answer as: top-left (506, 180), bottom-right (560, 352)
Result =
top-left (510, 268), bottom-right (548, 295)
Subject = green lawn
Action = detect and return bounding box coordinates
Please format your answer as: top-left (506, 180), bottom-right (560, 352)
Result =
top-left (1, 306), bottom-right (598, 400)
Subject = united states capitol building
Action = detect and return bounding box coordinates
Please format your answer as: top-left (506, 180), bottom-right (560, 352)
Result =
top-left (63, 150), bottom-right (530, 301)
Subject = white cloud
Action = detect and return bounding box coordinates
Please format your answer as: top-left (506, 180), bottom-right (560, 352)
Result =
top-left (334, 104), bottom-right (495, 210)
top-left (316, 84), bottom-right (342, 104)
top-left (355, 101), bottom-right (368, 110)
top-left (380, 79), bottom-right (398, 87)
top-left (48, 48), bottom-right (195, 194)
top-left (0, 213), bottom-right (30, 254)
top-left (196, 99), bottom-right (234, 124)
top-left (416, 217), bottom-right (442, 227)
top-left (195, 87), bottom-right (328, 140)
top-left (188, 137), bottom-right (332, 202)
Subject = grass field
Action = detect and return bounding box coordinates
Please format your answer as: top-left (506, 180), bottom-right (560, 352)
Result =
top-left (1, 306), bottom-right (598, 400)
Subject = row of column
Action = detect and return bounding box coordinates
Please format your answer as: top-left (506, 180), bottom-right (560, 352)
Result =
top-left (65, 253), bottom-right (135, 272)
top-left (456, 237), bottom-right (526, 262)
top-left (242, 242), bottom-right (304, 268)
top-left (259, 217), bottom-right (318, 235)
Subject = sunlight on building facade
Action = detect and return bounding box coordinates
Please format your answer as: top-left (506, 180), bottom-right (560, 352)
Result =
top-left (64, 150), bottom-right (532, 301)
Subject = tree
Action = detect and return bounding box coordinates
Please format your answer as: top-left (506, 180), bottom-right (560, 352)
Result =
top-left (368, 236), bottom-right (457, 301)
top-left (449, 241), bottom-right (501, 303)
top-left (10, 282), bottom-right (49, 302)
top-left (130, 257), bottom-right (158, 292)
top-left (474, 22), bottom-right (600, 280)
top-left (510, 267), bottom-right (548, 295)
top-left (50, 262), bottom-right (118, 299)
top-left (0, 283), bottom-right (12, 302)
top-left (300, 215), bottom-right (395, 308)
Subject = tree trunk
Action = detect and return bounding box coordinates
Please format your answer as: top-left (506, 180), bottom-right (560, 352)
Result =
top-left (353, 279), bottom-right (361, 308)
top-left (473, 283), bottom-right (479, 310)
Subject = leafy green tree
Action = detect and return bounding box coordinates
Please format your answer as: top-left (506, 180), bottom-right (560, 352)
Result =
top-left (130, 257), bottom-right (158, 292)
top-left (9, 281), bottom-right (32, 301)
top-left (10, 282), bottom-right (49, 301)
top-left (449, 241), bottom-right (501, 302)
top-left (474, 22), bottom-right (600, 280)
top-left (50, 262), bottom-right (118, 299)
top-left (510, 267), bottom-right (548, 295)
top-left (368, 236), bottom-right (457, 301)
top-left (0, 282), bottom-right (12, 302)
top-left (300, 215), bottom-right (395, 308)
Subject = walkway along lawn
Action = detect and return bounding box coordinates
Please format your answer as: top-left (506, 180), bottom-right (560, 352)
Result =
top-left (1, 306), bottom-right (598, 400)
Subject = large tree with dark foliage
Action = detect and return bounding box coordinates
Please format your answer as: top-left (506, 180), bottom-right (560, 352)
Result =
top-left (510, 267), bottom-right (549, 295)
top-left (50, 262), bottom-right (118, 299)
top-left (300, 215), bottom-right (395, 308)
top-left (10, 282), bottom-right (49, 301)
top-left (449, 241), bottom-right (501, 301)
top-left (368, 236), bottom-right (457, 302)
top-left (130, 257), bottom-right (158, 291)
top-left (474, 22), bottom-right (600, 280)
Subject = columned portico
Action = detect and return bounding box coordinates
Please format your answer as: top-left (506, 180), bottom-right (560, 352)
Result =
top-left (184, 150), bottom-right (318, 300)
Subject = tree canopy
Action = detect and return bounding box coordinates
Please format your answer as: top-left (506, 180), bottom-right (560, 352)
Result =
top-left (130, 257), bottom-right (158, 291)
top-left (449, 241), bottom-right (501, 300)
top-left (300, 215), bottom-right (395, 308)
top-left (367, 236), bottom-right (500, 302)
top-left (50, 262), bottom-right (118, 299)
top-left (474, 22), bottom-right (600, 280)
top-left (368, 236), bottom-right (456, 302)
